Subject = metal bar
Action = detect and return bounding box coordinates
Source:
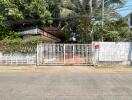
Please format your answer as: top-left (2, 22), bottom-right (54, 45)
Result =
top-left (64, 44), bottom-right (66, 64)
top-left (36, 43), bottom-right (94, 66)
top-left (36, 44), bottom-right (39, 66)
top-left (73, 45), bottom-right (75, 64)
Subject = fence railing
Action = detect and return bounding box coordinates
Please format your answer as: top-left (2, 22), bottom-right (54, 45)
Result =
top-left (37, 44), bottom-right (95, 65)
top-left (0, 42), bottom-right (130, 66)
top-left (0, 53), bottom-right (36, 65)
top-left (0, 43), bottom-right (96, 65)
top-left (0, 43), bottom-right (37, 65)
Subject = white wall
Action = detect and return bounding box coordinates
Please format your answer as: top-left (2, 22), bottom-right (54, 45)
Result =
top-left (93, 42), bottom-right (132, 62)
top-left (127, 14), bottom-right (132, 29)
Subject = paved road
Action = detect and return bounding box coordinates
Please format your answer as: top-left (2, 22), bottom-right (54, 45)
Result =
top-left (0, 71), bottom-right (132, 100)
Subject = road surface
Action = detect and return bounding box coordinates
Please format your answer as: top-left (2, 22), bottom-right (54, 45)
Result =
top-left (0, 71), bottom-right (132, 100)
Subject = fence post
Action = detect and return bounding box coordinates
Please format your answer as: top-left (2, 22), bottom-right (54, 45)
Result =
top-left (73, 44), bottom-right (75, 64)
top-left (64, 44), bottom-right (65, 64)
top-left (36, 43), bottom-right (40, 66)
top-left (95, 44), bottom-right (100, 65)
top-left (92, 42), bottom-right (100, 66)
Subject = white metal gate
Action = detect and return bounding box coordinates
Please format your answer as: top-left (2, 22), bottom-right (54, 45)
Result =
top-left (37, 44), bottom-right (95, 65)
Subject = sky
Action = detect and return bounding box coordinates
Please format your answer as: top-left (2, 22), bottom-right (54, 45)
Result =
top-left (117, 0), bottom-right (132, 16)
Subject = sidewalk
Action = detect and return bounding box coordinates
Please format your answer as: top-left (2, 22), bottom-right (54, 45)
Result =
top-left (0, 66), bottom-right (132, 73)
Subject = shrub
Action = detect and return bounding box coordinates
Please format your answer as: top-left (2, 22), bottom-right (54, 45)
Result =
top-left (0, 36), bottom-right (43, 53)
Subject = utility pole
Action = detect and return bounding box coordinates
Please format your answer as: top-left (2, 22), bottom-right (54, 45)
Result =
top-left (101, 0), bottom-right (104, 41)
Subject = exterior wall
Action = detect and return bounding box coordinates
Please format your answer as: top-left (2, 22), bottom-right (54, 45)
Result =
top-left (93, 42), bottom-right (132, 65)
top-left (127, 14), bottom-right (132, 29)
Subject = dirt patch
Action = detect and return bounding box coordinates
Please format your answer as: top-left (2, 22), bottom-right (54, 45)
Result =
top-left (0, 66), bottom-right (132, 73)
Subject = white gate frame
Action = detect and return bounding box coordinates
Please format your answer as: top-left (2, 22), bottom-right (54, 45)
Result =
top-left (37, 43), bottom-right (96, 66)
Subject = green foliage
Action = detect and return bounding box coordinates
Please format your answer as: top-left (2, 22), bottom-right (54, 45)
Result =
top-left (51, 0), bottom-right (127, 43)
top-left (0, 25), bottom-right (20, 40)
top-left (22, 36), bottom-right (44, 44)
top-left (119, 27), bottom-right (132, 41)
top-left (0, 36), bottom-right (43, 53)
top-left (0, 0), bottom-right (51, 20)
top-left (104, 31), bottom-right (120, 41)
top-left (0, 0), bottom-right (23, 20)
top-left (0, 0), bottom-right (129, 43)
top-left (0, 0), bottom-right (51, 41)
top-left (4, 31), bottom-right (21, 40)
top-left (93, 19), bottom-right (132, 42)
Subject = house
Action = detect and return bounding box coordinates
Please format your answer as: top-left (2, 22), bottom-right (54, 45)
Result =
top-left (20, 27), bottom-right (66, 43)
top-left (126, 12), bottom-right (132, 29)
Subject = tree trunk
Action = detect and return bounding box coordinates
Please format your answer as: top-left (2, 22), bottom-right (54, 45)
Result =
top-left (89, 0), bottom-right (93, 17)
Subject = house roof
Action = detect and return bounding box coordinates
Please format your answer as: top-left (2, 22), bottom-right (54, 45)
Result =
top-left (20, 28), bottom-right (43, 35)
top-left (20, 27), bottom-right (66, 42)
top-left (41, 27), bottom-right (66, 40)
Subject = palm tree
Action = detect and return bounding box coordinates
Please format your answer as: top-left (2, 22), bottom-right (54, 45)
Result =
top-left (70, 0), bottom-right (127, 18)
top-left (47, 0), bottom-right (127, 43)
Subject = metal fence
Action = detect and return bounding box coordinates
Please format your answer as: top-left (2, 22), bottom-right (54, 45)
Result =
top-left (1, 42), bottom-right (132, 66)
top-left (0, 53), bottom-right (36, 65)
top-left (0, 43), bottom-right (95, 66)
top-left (0, 44), bottom-right (37, 65)
top-left (37, 44), bottom-right (95, 65)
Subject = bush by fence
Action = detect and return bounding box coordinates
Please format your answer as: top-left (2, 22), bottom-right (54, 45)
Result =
top-left (0, 37), bottom-right (43, 53)
top-left (0, 37), bottom-right (43, 65)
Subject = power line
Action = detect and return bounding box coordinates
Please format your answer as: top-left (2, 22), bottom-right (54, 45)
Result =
top-left (4, 16), bottom-right (101, 25)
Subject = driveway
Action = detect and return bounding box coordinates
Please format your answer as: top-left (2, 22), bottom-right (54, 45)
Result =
top-left (0, 70), bottom-right (132, 100)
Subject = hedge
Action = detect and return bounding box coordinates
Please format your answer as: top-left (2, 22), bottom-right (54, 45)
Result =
top-left (0, 36), bottom-right (43, 53)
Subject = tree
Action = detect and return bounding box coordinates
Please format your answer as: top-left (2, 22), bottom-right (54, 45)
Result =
top-left (0, 0), bottom-right (51, 40)
top-left (0, 0), bottom-right (51, 27)
top-left (72, 0), bottom-right (127, 43)
top-left (0, 0), bottom-right (128, 42)
top-left (93, 18), bottom-right (132, 42)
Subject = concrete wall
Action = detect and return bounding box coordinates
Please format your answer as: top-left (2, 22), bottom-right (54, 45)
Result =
top-left (93, 42), bottom-right (132, 64)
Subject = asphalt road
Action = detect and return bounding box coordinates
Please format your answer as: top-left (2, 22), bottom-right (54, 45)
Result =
top-left (0, 72), bottom-right (132, 100)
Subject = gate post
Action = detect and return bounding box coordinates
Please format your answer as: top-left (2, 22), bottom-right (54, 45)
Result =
top-left (92, 42), bottom-right (100, 65)
top-left (92, 43), bottom-right (96, 65)
top-left (64, 44), bottom-right (65, 64)
top-left (36, 43), bottom-right (43, 66)
top-left (73, 44), bottom-right (75, 64)
top-left (36, 44), bottom-right (40, 66)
